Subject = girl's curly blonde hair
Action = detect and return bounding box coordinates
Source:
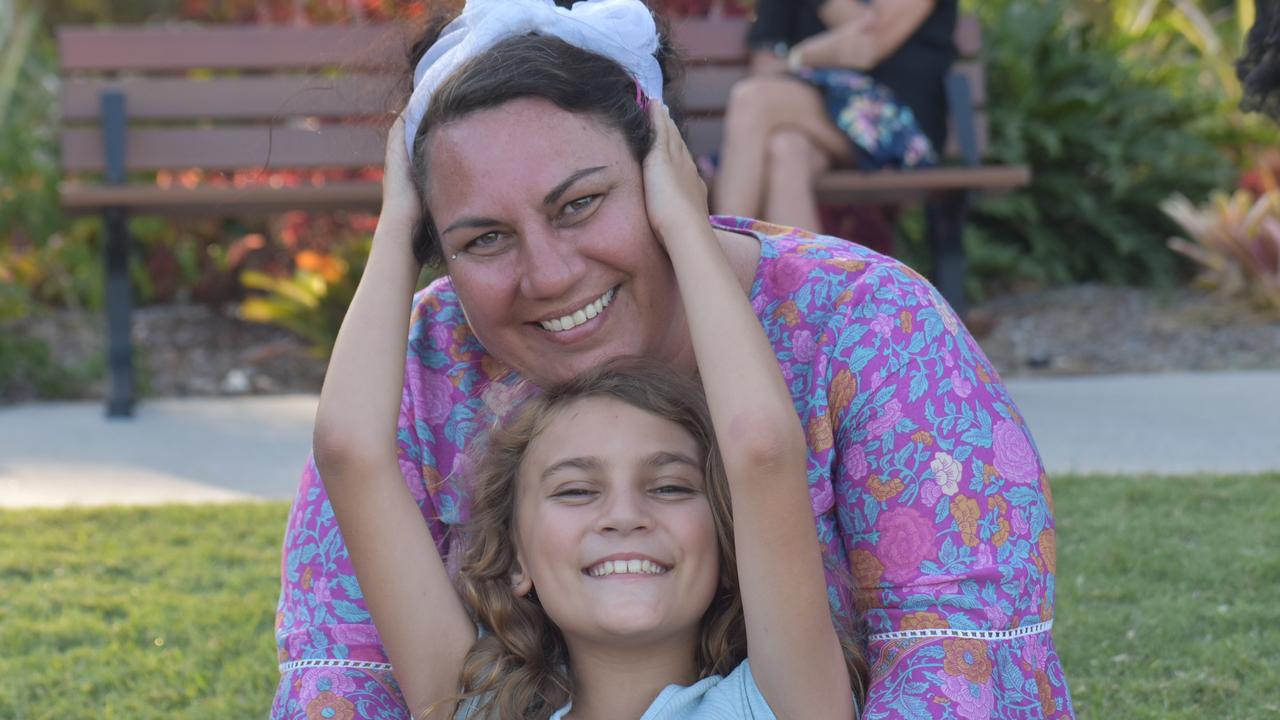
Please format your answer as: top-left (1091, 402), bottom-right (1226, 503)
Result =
top-left (433, 358), bottom-right (867, 719)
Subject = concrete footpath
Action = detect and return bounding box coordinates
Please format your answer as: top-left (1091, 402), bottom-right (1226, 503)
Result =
top-left (1, 370), bottom-right (1277, 509)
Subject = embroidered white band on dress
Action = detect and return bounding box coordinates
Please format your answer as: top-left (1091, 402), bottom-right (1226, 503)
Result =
top-left (868, 618), bottom-right (1054, 643)
top-left (279, 658), bottom-right (395, 673)
top-left (278, 620), bottom-right (1057, 674)
top-left (403, 0), bottom-right (663, 156)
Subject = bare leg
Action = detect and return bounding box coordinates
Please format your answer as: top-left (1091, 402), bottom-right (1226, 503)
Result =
top-left (714, 76), bottom-right (850, 218)
top-left (763, 129), bottom-right (832, 231)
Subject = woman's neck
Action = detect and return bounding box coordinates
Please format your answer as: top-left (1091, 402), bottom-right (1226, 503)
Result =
top-left (562, 636), bottom-right (700, 720)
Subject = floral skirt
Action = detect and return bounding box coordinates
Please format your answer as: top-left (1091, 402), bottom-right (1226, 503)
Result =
top-left (794, 67), bottom-right (937, 170)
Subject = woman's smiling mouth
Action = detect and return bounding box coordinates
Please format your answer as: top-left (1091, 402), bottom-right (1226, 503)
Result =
top-left (537, 287), bottom-right (616, 333)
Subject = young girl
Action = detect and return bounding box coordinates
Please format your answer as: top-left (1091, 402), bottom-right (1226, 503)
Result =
top-left (312, 72), bottom-right (865, 720)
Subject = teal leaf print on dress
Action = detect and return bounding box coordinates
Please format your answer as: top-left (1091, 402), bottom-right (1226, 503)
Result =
top-left (332, 600), bottom-right (371, 623)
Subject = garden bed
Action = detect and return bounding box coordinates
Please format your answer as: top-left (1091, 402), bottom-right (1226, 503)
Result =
top-left (5, 282), bottom-right (1278, 405)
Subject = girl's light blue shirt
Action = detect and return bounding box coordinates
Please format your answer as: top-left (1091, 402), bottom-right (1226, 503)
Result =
top-left (548, 659), bottom-right (774, 720)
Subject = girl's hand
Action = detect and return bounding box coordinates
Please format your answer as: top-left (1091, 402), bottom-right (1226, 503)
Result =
top-left (641, 102), bottom-right (711, 247)
top-left (381, 115), bottom-right (421, 230)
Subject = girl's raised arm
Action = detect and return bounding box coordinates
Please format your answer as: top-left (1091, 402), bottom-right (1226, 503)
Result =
top-left (643, 103), bottom-right (855, 720)
top-left (311, 117), bottom-right (475, 719)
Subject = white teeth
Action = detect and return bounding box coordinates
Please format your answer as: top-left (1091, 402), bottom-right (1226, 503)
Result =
top-left (539, 288), bottom-right (615, 333)
top-left (587, 558), bottom-right (668, 577)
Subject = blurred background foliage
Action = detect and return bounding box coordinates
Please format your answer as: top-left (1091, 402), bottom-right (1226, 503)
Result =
top-left (0, 0), bottom-right (1274, 395)
top-left (961, 0), bottom-right (1274, 294)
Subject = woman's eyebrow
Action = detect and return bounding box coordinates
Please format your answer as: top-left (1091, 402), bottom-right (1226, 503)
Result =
top-left (440, 166), bottom-right (608, 237)
top-left (441, 215), bottom-right (500, 237)
top-left (542, 166), bottom-right (607, 207)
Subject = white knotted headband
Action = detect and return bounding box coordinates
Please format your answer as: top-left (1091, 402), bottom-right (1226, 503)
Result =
top-left (403, 0), bottom-right (663, 157)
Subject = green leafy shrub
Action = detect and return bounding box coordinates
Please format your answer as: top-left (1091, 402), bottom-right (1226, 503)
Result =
top-left (968, 0), bottom-right (1236, 289)
top-left (239, 239), bottom-right (373, 358)
top-left (0, 328), bottom-right (95, 403)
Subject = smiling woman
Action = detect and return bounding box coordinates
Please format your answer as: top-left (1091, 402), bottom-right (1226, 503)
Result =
top-left (271, 1), bottom-right (1074, 718)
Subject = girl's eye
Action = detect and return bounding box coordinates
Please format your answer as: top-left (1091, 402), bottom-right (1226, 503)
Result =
top-left (551, 487), bottom-right (597, 501)
top-left (561, 194), bottom-right (600, 219)
top-left (652, 484), bottom-right (695, 498)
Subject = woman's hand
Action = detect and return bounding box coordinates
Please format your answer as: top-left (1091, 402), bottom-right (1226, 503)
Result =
top-left (641, 102), bottom-right (712, 247)
top-left (381, 115), bottom-right (422, 231)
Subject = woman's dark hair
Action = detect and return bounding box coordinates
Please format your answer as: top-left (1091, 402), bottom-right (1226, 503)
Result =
top-left (403, 1), bottom-right (685, 266)
top-left (1239, 0), bottom-right (1280, 122)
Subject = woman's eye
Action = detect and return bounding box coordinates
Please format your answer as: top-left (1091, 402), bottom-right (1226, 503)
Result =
top-left (561, 194), bottom-right (600, 219)
top-left (464, 231), bottom-right (507, 255)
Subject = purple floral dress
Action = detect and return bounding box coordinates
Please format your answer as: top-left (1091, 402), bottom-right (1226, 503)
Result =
top-left (272, 217), bottom-right (1074, 719)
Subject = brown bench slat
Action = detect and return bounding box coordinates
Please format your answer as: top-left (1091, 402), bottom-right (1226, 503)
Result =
top-left (58, 25), bottom-right (404, 72)
top-left (679, 65), bottom-right (749, 114)
top-left (685, 115), bottom-right (990, 165)
top-left (61, 125), bottom-right (384, 172)
top-left (61, 74), bottom-right (402, 122)
top-left (671, 18), bottom-right (750, 63)
top-left (60, 181), bottom-right (382, 215)
top-left (816, 166), bottom-right (1028, 194)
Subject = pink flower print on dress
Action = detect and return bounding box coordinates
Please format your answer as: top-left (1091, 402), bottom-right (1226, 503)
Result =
top-left (993, 419), bottom-right (1041, 484)
top-left (870, 313), bottom-right (895, 337)
top-left (481, 380), bottom-right (518, 418)
top-left (332, 623), bottom-right (381, 648)
top-left (791, 329), bottom-right (818, 363)
top-left (874, 507), bottom-right (937, 584)
top-left (1022, 631), bottom-right (1050, 670)
top-left (300, 667), bottom-right (357, 703)
top-left (941, 672), bottom-right (996, 720)
top-left (313, 577), bottom-right (332, 604)
top-left (413, 372), bottom-right (456, 424)
top-left (867, 399), bottom-right (903, 437)
top-left (950, 369), bottom-right (973, 398)
top-left (847, 443), bottom-right (869, 481)
top-left (930, 451), bottom-right (962, 495)
top-left (933, 293), bottom-right (960, 334)
top-left (919, 479), bottom-right (942, 507)
top-left (984, 600), bottom-right (1008, 628)
top-left (428, 322), bottom-right (453, 354)
top-left (1012, 507), bottom-right (1030, 536)
top-left (809, 478), bottom-right (835, 514)
top-left (766, 256), bottom-right (810, 295)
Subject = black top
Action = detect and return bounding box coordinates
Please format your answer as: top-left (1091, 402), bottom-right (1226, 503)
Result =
top-left (746, 0), bottom-right (958, 149)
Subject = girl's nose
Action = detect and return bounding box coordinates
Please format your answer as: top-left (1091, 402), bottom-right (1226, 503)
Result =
top-left (518, 225), bottom-right (586, 300)
top-left (597, 489), bottom-right (652, 535)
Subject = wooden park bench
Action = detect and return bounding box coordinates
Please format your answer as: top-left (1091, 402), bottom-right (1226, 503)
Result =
top-left (58, 13), bottom-right (1024, 417)
top-left (58, 24), bottom-right (398, 416)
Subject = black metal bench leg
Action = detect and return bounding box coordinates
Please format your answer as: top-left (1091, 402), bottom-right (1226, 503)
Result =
top-left (926, 192), bottom-right (969, 319)
top-left (104, 207), bottom-right (135, 418)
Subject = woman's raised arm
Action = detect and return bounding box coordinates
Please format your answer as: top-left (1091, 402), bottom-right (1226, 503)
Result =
top-left (642, 103), bottom-right (855, 720)
top-left (311, 118), bottom-right (475, 719)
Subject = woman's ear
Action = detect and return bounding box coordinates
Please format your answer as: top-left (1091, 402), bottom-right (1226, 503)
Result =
top-left (510, 555), bottom-right (534, 597)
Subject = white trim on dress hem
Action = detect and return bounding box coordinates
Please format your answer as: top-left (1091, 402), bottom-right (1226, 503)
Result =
top-left (278, 658), bottom-right (395, 673)
top-left (868, 618), bottom-right (1054, 643)
top-left (276, 619), bottom-right (1056, 674)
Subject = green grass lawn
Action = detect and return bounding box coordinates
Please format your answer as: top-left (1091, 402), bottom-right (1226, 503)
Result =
top-left (2, 474), bottom-right (1278, 718)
